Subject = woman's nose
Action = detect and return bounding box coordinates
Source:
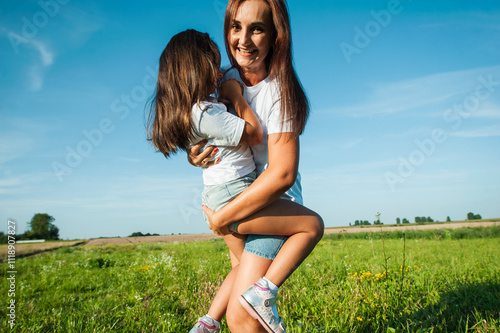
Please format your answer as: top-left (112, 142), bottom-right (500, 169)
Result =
top-left (239, 28), bottom-right (251, 46)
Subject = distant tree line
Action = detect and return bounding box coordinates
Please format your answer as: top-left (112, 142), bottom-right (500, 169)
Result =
top-left (396, 218), bottom-right (411, 224)
top-left (351, 219), bottom-right (384, 226)
top-left (128, 232), bottom-right (160, 237)
top-left (349, 212), bottom-right (483, 227)
top-left (414, 216), bottom-right (435, 223)
top-left (467, 212), bottom-right (482, 220)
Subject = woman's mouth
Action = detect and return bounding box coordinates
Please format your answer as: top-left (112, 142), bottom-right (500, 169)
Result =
top-left (237, 47), bottom-right (256, 56)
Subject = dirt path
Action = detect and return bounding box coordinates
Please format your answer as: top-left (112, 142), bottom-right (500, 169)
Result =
top-left (0, 234), bottom-right (219, 260)
top-left (3, 219), bottom-right (498, 260)
top-left (84, 233), bottom-right (219, 246)
top-left (0, 240), bottom-right (85, 260)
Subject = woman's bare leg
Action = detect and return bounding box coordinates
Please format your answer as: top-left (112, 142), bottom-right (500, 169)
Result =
top-left (226, 252), bottom-right (272, 333)
top-left (235, 199), bottom-right (324, 286)
top-left (203, 199), bottom-right (323, 327)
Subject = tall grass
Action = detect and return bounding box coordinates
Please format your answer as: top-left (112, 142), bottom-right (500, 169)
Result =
top-left (324, 225), bottom-right (500, 241)
top-left (1, 227), bottom-right (499, 332)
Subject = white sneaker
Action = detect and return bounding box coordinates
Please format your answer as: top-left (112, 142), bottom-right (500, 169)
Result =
top-left (238, 278), bottom-right (286, 333)
top-left (188, 315), bottom-right (220, 333)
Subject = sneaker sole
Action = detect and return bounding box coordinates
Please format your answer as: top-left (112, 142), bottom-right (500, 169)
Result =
top-left (237, 295), bottom-right (278, 333)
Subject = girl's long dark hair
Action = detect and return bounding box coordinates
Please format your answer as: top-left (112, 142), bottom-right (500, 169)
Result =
top-left (147, 29), bottom-right (221, 157)
top-left (224, 0), bottom-right (309, 137)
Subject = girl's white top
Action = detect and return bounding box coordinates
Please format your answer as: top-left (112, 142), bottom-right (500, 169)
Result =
top-left (190, 98), bottom-right (256, 186)
top-left (222, 67), bottom-right (303, 204)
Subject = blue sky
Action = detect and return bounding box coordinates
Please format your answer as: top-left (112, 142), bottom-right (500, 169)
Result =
top-left (1, 0), bottom-right (499, 240)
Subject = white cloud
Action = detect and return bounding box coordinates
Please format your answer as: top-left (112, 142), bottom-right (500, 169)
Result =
top-left (451, 124), bottom-right (500, 138)
top-left (0, 173), bottom-right (51, 195)
top-left (27, 65), bottom-right (44, 91)
top-left (118, 157), bottom-right (142, 163)
top-left (418, 11), bottom-right (500, 31)
top-left (31, 39), bottom-right (54, 66)
top-left (0, 116), bottom-right (57, 166)
top-left (470, 103), bottom-right (500, 119)
top-left (58, 5), bottom-right (104, 46)
top-left (0, 132), bottom-right (36, 165)
top-left (4, 31), bottom-right (55, 91)
top-left (0, 173), bottom-right (203, 216)
top-left (334, 65), bottom-right (500, 117)
top-left (340, 138), bottom-right (363, 150)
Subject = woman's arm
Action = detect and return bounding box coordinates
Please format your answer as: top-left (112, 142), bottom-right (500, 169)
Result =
top-left (220, 80), bottom-right (263, 146)
top-left (205, 133), bottom-right (299, 231)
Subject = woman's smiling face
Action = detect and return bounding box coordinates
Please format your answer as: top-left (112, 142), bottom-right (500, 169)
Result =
top-left (228, 0), bottom-right (274, 75)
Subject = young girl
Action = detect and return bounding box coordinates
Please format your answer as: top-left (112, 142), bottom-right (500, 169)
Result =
top-left (147, 29), bottom-right (322, 333)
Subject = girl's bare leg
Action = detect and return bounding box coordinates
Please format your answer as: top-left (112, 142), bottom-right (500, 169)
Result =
top-left (235, 198), bottom-right (324, 286)
top-left (206, 233), bottom-right (246, 321)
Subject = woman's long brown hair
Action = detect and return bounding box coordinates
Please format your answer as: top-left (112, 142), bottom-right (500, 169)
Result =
top-left (224, 0), bottom-right (309, 137)
top-left (147, 29), bottom-right (221, 157)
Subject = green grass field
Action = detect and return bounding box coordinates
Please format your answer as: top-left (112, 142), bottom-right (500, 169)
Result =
top-left (1, 227), bottom-right (499, 332)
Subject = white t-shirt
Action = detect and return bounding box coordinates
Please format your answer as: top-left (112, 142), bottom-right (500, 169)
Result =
top-left (190, 99), bottom-right (256, 186)
top-left (223, 67), bottom-right (303, 204)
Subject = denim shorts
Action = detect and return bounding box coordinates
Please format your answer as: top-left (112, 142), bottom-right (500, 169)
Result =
top-left (201, 170), bottom-right (288, 260)
top-left (202, 171), bottom-right (257, 225)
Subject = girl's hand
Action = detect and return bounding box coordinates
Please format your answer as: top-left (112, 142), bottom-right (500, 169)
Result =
top-left (188, 140), bottom-right (220, 167)
top-left (219, 79), bottom-right (244, 104)
top-left (202, 205), bottom-right (230, 236)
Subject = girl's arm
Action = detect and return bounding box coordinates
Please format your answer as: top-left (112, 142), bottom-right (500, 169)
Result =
top-left (187, 80), bottom-right (261, 167)
top-left (204, 133), bottom-right (299, 231)
top-left (220, 80), bottom-right (263, 146)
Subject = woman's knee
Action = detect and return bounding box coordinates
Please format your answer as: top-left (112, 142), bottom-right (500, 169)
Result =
top-left (310, 213), bottom-right (324, 241)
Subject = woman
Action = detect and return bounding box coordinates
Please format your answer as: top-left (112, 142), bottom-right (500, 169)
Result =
top-left (189, 0), bottom-right (323, 332)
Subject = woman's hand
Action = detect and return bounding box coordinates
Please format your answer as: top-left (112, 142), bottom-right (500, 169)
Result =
top-left (219, 79), bottom-right (244, 104)
top-left (202, 205), bottom-right (230, 236)
top-left (187, 140), bottom-right (220, 167)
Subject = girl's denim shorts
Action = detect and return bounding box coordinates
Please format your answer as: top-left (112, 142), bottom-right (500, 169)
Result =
top-left (201, 171), bottom-right (288, 260)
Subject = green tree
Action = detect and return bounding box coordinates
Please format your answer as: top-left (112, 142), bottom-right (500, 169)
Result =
top-left (415, 216), bottom-right (421, 223)
top-left (474, 214), bottom-right (482, 220)
top-left (402, 218), bottom-right (410, 224)
top-left (446, 216), bottom-right (451, 222)
top-left (396, 217), bottom-right (401, 224)
top-left (26, 213), bottom-right (59, 240)
top-left (0, 231), bottom-right (7, 244)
